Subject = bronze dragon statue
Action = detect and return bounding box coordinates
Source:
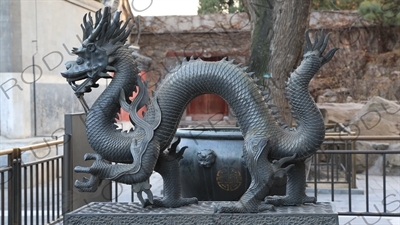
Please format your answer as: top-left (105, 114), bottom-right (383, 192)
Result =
top-left (61, 7), bottom-right (338, 213)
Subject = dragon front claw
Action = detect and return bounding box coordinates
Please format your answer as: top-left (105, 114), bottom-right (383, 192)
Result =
top-left (74, 165), bottom-right (91, 174)
top-left (83, 152), bottom-right (103, 161)
top-left (74, 153), bottom-right (106, 175)
top-left (143, 197), bottom-right (198, 209)
top-left (74, 173), bottom-right (101, 192)
top-left (73, 153), bottom-right (108, 192)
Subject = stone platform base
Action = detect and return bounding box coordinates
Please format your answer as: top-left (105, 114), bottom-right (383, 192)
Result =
top-left (64, 201), bottom-right (338, 225)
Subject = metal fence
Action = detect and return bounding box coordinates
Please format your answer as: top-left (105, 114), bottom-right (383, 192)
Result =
top-left (0, 140), bottom-right (63, 225)
top-left (308, 135), bottom-right (400, 217)
top-left (310, 150), bottom-right (400, 217)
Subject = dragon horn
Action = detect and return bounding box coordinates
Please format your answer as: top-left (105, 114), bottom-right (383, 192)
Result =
top-left (83, 7), bottom-right (110, 46)
top-left (111, 10), bottom-right (122, 26)
top-left (81, 14), bottom-right (93, 40)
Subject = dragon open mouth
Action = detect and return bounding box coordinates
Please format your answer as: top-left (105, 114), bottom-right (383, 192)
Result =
top-left (61, 68), bottom-right (96, 95)
top-left (61, 64), bottom-right (114, 95)
top-left (68, 78), bottom-right (99, 93)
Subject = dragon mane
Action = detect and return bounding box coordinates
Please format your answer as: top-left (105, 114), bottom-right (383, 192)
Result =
top-left (74, 7), bottom-right (133, 55)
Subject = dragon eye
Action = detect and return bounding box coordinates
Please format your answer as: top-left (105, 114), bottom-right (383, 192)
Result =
top-left (76, 57), bottom-right (84, 65)
top-left (87, 44), bottom-right (96, 52)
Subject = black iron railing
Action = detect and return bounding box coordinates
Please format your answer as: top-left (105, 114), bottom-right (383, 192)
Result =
top-left (313, 135), bottom-right (400, 188)
top-left (0, 140), bottom-right (63, 225)
top-left (310, 149), bottom-right (400, 217)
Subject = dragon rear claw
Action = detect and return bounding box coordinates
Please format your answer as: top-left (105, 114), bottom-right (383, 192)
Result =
top-left (272, 154), bottom-right (296, 168)
top-left (265, 195), bottom-right (316, 206)
top-left (137, 190), bottom-right (154, 206)
top-left (272, 154), bottom-right (296, 179)
top-left (132, 180), bottom-right (154, 206)
top-left (215, 201), bottom-right (276, 213)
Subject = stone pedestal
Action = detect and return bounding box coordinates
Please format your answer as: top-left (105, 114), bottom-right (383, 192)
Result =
top-left (64, 201), bottom-right (338, 225)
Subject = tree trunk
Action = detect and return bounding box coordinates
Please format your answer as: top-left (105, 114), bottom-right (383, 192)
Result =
top-left (242, 0), bottom-right (311, 125)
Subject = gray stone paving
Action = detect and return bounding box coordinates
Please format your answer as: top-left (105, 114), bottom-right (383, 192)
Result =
top-left (316, 174), bottom-right (400, 225)
top-left (65, 202), bottom-right (338, 225)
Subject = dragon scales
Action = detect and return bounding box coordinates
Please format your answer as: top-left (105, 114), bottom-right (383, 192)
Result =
top-left (61, 7), bottom-right (338, 213)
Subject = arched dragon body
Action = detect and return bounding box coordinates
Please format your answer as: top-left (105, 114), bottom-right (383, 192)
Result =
top-left (61, 7), bottom-right (337, 213)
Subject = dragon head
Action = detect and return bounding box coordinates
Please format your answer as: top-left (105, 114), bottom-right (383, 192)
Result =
top-left (61, 7), bottom-right (133, 96)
